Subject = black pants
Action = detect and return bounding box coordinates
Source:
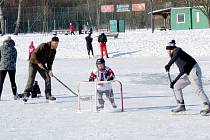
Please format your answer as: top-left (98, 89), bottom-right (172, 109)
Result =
top-left (0, 70), bottom-right (17, 96)
top-left (23, 63), bottom-right (51, 98)
top-left (87, 46), bottom-right (94, 56)
top-left (71, 31), bottom-right (75, 35)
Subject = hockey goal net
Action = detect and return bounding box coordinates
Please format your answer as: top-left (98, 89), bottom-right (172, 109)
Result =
top-left (77, 80), bottom-right (124, 112)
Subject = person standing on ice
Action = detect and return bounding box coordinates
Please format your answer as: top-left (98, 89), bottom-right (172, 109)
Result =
top-left (98, 33), bottom-right (109, 58)
top-left (0, 36), bottom-right (18, 100)
top-left (69, 23), bottom-right (75, 35)
top-left (89, 58), bottom-right (116, 111)
top-left (165, 40), bottom-right (210, 115)
top-left (83, 24), bottom-right (88, 34)
top-left (22, 37), bottom-right (59, 102)
top-left (78, 23), bottom-right (83, 35)
top-left (85, 33), bottom-right (94, 58)
top-left (28, 41), bottom-right (35, 60)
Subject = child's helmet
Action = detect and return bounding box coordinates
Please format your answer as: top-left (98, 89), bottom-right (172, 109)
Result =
top-left (96, 58), bottom-right (105, 65)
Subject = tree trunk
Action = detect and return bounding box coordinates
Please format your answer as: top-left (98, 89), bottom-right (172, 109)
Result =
top-left (42, 0), bottom-right (49, 33)
top-left (14, 0), bottom-right (22, 35)
top-left (208, 17), bottom-right (210, 28)
top-left (150, 0), bottom-right (155, 33)
top-left (87, 0), bottom-right (93, 27)
top-left (208, 11), bottom-right (210, 28)
top-left (96, 0), bottom-right (101, 30)
top-left (184, 0), bottom-right (191, 7)
top-left (0, 4), bottom-right (4, 35)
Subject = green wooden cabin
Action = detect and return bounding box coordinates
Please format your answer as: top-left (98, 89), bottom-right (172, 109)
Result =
top-left (171, 7), bottom-right (209, 30)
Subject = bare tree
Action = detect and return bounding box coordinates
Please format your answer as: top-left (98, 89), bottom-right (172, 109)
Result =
top-left (87, 0), bottom-right (93, 26)
top-left (14, 0), bottom-right (23, 35)
top-left (42, 0), bottom-right (49, 33)
top-left (150, 0), bottom-right (154, 33)
top-left (0, 0), bottom-right (5, 35)
top-left (184, 0), bottom-right (191, 7)
top-left (190, 0), bottom-right (210, 26)
top-left (96, 0), bottom-right (102, 30)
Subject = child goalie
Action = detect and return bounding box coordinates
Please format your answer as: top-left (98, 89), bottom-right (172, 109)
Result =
top-left (89, 58), bottom-right (117, 111)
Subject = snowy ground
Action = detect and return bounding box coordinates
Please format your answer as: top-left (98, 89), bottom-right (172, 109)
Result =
top-left (1, 29), bottom-right (210, 140)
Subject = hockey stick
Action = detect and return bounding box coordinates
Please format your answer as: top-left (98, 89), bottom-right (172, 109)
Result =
top-left (167, 72), bottom-right (178, 101)
top-left (52, 75), bottom-right (78, 96)
top-left (43, 69), bottom-right (78, 96)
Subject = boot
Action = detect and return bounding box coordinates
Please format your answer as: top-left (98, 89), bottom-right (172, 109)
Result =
top-left (200, 102), bottom-right (210, 116)
top-left (14, 95), bottom-right (18, 100)
top-left (22, 92), bottom-right (30, 102)
top-left (46, 96), bottom-right (56, 101)
top-left (14, 93), bottom-right (21, 100)
top-left (171, 100), bottom-right (186, 113)
top-left (17, 94), bottom-right (24, 98)
top-left (96, 104), bottom-right (104, 111)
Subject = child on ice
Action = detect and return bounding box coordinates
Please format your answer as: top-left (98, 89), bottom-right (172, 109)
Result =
top-left (89, 58), bottom-right (117, 110)
top-left (28, 41), bottom-right (35, 60)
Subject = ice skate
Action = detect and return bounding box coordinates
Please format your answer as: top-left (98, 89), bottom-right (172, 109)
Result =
top-left (96, 105), bottom-right (104, 111)
top-left (200, 103), bottom-right (210, 116)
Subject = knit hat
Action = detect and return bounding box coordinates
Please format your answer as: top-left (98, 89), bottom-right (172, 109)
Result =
top-left (51, 37), bottom-right (59, 42)
top-left (166, 40), bottom-right (176, 50)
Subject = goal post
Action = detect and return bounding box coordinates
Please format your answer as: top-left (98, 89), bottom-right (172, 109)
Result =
top-left (77, 80), bottom-right (124, 112)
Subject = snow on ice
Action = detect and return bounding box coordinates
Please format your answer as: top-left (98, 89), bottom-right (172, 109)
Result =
top-left (0, 29), bottom-right (210, 140)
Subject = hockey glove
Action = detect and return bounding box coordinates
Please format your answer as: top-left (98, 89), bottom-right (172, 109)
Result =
top-left (170, 81), bottom-right (176, 89)
top-left (107, 76), bottom-right (114, 81)
top-left (165, 65), bottom-right (170, 72)
top-left (89, 77), bottom-right (95, 82)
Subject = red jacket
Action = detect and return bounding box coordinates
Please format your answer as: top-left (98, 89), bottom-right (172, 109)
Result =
top-left (29, 41), bottom-right (35, 59)
top-left (89, 66), bottom-right (115, 82)
top-left (89, 66), bottom-right (115, 91)
top-left (69, 25), bottom-right (75, 31)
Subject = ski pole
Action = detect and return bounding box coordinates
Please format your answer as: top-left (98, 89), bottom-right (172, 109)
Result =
top-left (167, 72), bottom-right (178, 101)
top-left (44, 69), bottom-right (78, 96)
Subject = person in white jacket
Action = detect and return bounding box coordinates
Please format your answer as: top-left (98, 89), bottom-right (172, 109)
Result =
top-left (89, 58), bottom-right (116, 110)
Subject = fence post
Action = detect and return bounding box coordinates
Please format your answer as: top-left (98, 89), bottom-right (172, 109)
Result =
top-left (54, 19), bottom-right (56, 30)
top-left (28, 19), bottom-right (30, 33)
top-left (4, 19), bottom-right (6, 34)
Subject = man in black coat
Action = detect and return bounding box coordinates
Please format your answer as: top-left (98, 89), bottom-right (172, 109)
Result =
top-left (165, 40), bottom-right (210, 115)
top-left (85, 33), bottom-right (94, 58)
top-left (79, 24), bottom-right (83, 35)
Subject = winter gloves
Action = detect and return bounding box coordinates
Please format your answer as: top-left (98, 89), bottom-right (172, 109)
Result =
top-left (170, 81), bottom-right (176, 89)
top-left (107, 76), bottom-right (114, 81)
top-left (89, 76), bottom-right (114, 82)
top-left (165, 64), bottom-right (175, 89)
top-left (89, 77), bottom-right (95, 82)
top-left (165, 65), bottom-right (170, 72)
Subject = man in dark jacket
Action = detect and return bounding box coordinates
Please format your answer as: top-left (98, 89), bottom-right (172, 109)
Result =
top-left (23, 37), bottom-right (59, 102)
top-left (79, 23), bottom-right (83, 35)
top-left (85, 33), bottom-right (94, 58)
top-left (0, 36), bottom-right (17, 100)
top-left (165, 40), bottom-right (210, 115)
top-left (98, 33), bottom-right (108, 58)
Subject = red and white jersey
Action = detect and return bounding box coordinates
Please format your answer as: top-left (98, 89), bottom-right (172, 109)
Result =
top-left (89, 66), bottom-right (115, 91)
